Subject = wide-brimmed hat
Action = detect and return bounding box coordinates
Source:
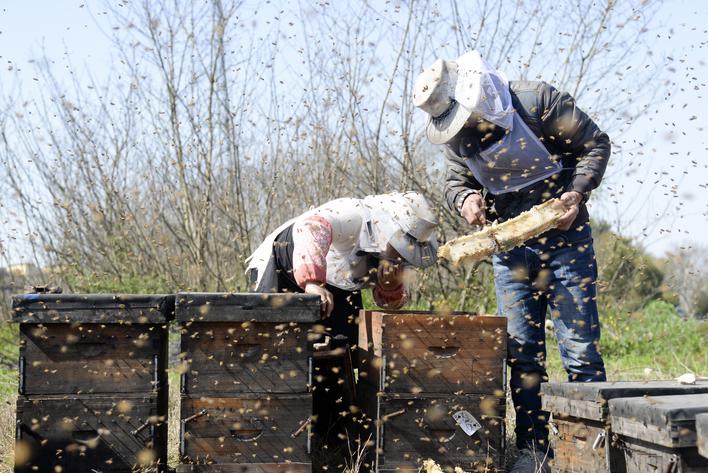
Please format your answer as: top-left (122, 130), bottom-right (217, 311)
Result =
top-left (363, 192), bottom-right (439, 268)
top-left (412, 50), bottom-right (514, 144)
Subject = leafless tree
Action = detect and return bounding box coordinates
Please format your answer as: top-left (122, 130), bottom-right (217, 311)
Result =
top-left (1, 0), bottom-right (665, 310)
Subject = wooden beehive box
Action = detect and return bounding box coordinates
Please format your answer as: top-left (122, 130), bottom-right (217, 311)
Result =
top-left (176, 292), bottom-right (320, 473)
top-left (697, 414), bottom-right (708, 459)
top-left (12, 293), bottom-right (174, 473)
top-left (357, 310), bottom-right (507, 472)
top-left (609, 393), bottom-right (708, 472)
top-left (541, 381), bottom-right (708, 473)
top-left (15, 394), bottom-right (167, 473)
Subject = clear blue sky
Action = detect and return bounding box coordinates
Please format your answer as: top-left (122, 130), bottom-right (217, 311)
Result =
top-left (0, 0), bottom-right (706, 259)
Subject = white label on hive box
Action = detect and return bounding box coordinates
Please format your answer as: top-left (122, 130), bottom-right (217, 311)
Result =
top-left (453, 410), bottom-right (482, 436)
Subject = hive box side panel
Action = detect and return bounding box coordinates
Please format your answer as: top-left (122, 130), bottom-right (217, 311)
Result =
top-left (371, 392), bottom-right (505, 472)
top-left (20, 323), bottom-right (167, 395)
top-left (358, 311), bottom-right (506, 395)
top-left (180, 395), bottom-right (312, 465)
top-left (180, 322), bottom-right (312, 395)
top-left (618, 436), bottom-right (708, 473)
top-left (15, 394), bottom-right (168, 473)
top-left (548, 416), bottom-right (610, 473)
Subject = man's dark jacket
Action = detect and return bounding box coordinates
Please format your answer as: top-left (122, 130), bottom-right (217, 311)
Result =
top-left (444, 80), bottom-right (611, 236)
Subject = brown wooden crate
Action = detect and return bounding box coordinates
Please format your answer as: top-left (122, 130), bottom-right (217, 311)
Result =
top-left (19, 323), bottom-right (168, 395)
top-left (176, 293), bottom-right (320, 323)
top-left (358, 310), bottom-right (506, 395)
top-left (180, 322), bottom-right (313, 395)
top-left (15, 394), bottom-right (168, 473)
top-left (180, 395), bottom-right (312, 465)
top-left (12, 293), bottom-right (174, 324)
top-left (697, 414), bottom-right (708, 459)
top-left (357, 384), bottom-right (505, 472)
top-left (176, 464), bottom-right (311, 473)
top-left (548, 417), bottom-right (611, 473)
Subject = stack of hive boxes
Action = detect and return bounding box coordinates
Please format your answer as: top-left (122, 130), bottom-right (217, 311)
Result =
top-left (13, 293), bottom-right (173, 472)
top-left (541, 380), bottom-right (708, 472)
top-left (357, 310), bottom-right (507, 472)
top-left (176, 292), bottom-right (320, 473)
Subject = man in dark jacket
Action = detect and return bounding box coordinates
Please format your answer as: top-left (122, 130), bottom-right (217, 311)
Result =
top-left (413, 51), bottom-right (610, 472)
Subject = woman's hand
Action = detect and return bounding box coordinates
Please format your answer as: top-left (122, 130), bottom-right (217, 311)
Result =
top-left (305, 282), bottom-right (334, 318)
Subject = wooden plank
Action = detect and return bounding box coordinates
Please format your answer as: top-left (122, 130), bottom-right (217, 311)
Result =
top-left (176, 293), bottom-right (320, 323)
top-left (180, 395), bottom-right (312, 464)
top-left (548, 417), bottom-right (609, 473)
top-left (176, 464), bottom-right (311, 473)
top-left (541, 380), bottom-right (708, 400)
top-left (180, 322), bottom-right (312, 395)
top-left (15, 394), bottom-right (168, 473)
top-left (542, 395), bottom-right (604, 422)
top-left (698, 413), bottom-right (708, 459)
top-left (20, 323), bottom-right (167, 395)
top-left (609, 394), bottom-right (708, 448)
top-left (12, 293), bottom-right (174, 323)
top-left (358, 311), bottom-right (506, 395)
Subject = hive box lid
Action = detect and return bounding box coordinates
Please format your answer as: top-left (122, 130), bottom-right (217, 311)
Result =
top-left (609, 393), bottom-right (708, 448)
top-left (12, 293), bottom-right (175, 323)
top-left (697, 413), bottom-right (708, 459)
top-left (175, 292), bottom-right (320, 323)
top-left (541, 380), bottom-right (708, 421)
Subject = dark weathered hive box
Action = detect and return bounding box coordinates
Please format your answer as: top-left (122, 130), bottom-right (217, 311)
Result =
top-left (358, 310), bottom-right (507, 472)
top-left (609, 393), bottom-right (708, 472)
top-left (698, 413), bottom-right (708, 459)
top-left (13, 293), bottom-right (174, 395)
top-left (176, 292), bottom-right (320, 472)
top-left (15, 393), bottom-right (168, 472)
top-left (541, 381), bottom-right (708, 473)
top-left (359, 386), bottom-right (505, 472)
top-left (12, 293), bottom-right (173, 473)
top-left (177, 292), bottom-right (320, 396)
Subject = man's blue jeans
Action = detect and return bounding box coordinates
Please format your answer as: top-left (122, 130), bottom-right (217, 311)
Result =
top-left (492, 223), bottom-right (606, 450)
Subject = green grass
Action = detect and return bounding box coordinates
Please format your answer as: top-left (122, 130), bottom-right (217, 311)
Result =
top-left (546, 300), bottom-right (708, 382)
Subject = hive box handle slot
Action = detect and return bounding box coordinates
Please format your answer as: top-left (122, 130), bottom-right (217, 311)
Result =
top-left (426, 346), bottom-right (461, 359)
top-left (230, 428), bottom-right (263, 442)
top-left (72, 429), bottom-right (100, 445)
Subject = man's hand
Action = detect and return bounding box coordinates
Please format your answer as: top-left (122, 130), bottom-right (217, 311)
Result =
top-left (555, 191), bottom-right (583, 231)
top-left (460, 193), bottom-right (486, 225)
top-left (305, 282), bottom-right (334, 318)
